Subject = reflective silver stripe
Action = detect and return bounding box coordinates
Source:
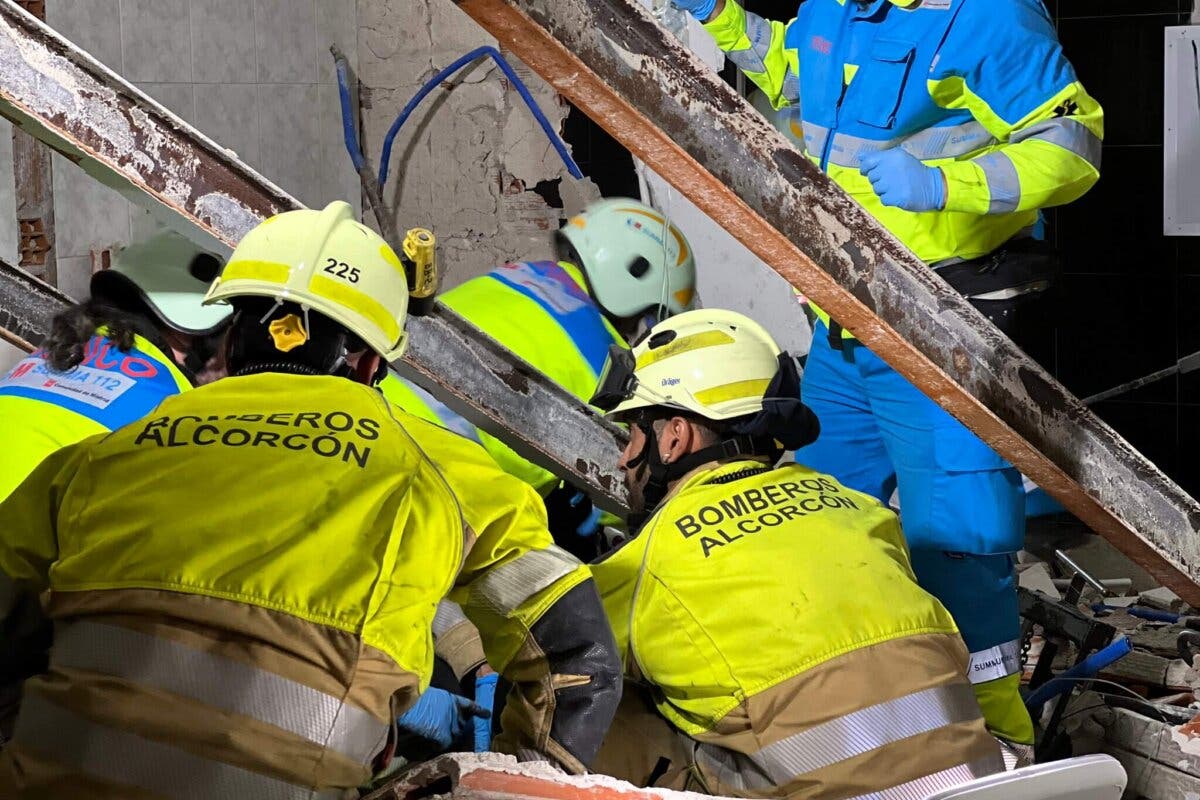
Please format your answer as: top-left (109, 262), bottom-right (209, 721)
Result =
top-left (976, 152), bottom-right (1021, 214)
top-left (403, 377), bottom-right (482, 444)
top-left (852, 756), bottom-right (1003, 800)
top-left (822, 120), bottom-right (995, 169)
top-left (804, 122), bottom-right (830, 161)
top-left (726, 10), bottom-right (772, 74)
top-left (968, 638), bottom-right (1023, 684)
top-left (433, 600), bottom-right (470, 638)
top-left (696, 683), bottom-right (982, 790)
top-left (51, 622), bottom-right (388, 765)
top-left (1011, 116), bottom-right (1101, 170)
top-left (470, 544), bottom-right (580, 614)
top-left (14, 691), bottom-right (343, 800)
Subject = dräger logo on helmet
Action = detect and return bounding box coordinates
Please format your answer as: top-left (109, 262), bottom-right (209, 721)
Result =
top-left (661, 377), bottom-right (680, 387)
top-left (624, 218), bottom-right (673, 255)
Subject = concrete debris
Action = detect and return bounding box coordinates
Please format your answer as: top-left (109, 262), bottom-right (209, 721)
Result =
top-left (1019, 562), bottom-right (1062, 599)
top-left (1141, 587), bottom-right (1187, 613)
top-left (366, 753), bottom-right (721, 800)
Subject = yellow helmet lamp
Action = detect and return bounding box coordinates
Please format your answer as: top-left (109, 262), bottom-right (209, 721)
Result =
top-left (204, 201), bottom-right (411, 361)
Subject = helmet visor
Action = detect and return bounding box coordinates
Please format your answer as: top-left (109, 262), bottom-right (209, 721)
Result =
top-left (590, 345), bottom-right (638, 411)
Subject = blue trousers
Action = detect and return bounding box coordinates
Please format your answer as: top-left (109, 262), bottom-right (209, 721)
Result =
top-left (798, 324), bottom-right (1030, 740)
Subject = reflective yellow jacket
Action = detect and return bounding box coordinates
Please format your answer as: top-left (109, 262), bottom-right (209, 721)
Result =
top-left (0, 373), bottom-right (617, 797)
top-left (382, 260), bottom-right (625, 494)
top-left (704, 0), bottom-right (1103, 335)
top-left (592, 460), bottom-right (1001, 798)
top-left (0, 330), bottom-right (190, 501)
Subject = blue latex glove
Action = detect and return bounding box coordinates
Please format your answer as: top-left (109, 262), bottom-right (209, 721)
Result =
top-left (396, 687), bottom-right (490, 752)
top-left (473, 672), bottom-right (499, 752)
top-left (859, 148), bottom-right (946, 213)
top-left (670, 0), bottom-right (718, 21)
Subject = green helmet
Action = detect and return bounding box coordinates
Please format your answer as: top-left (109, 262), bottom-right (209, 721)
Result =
top-left (92, 229), bottom-right (231, 335)
top-left (557, 198), bottom-right (697, 320)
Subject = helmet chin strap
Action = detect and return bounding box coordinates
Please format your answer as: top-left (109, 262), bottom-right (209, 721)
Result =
top-left (628, 418), bottom-right (778, 527)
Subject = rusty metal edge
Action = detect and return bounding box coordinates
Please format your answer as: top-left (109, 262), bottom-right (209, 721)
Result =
top-left (454, 0), bottom-right (1200, 602)
top-left (0, 0), bottom-right (629, 511)
top-left (0, 256), bottom-right (70, 350)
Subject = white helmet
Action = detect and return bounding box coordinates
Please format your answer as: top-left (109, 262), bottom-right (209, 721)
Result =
top-left (557, 198), bottom-right (697, 319)
top-left (91, 229), bottom-right (231, 335)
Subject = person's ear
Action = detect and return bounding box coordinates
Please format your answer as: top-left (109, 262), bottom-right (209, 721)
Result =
top-left (353, 352), bottom-right (382, 385)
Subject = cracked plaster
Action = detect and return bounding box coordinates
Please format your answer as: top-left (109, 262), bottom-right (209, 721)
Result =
top-left (357, 0), bottom-right (596, 285)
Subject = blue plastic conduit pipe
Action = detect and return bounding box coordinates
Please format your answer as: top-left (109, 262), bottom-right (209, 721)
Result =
top-left (333, 49), bottom-right (366, 174)
top-left (1092, 603), bottom-right (1182, 624)
top-left (377, 46), bottom-right (583, 187)
top-left (1023, 636), bottom-right (1134, 711)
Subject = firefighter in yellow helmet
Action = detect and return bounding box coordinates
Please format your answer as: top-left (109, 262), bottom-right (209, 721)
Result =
top-left (0, 201), bottom-right (622, 798)
top-left (586, 309), bottom-right (1003, 799)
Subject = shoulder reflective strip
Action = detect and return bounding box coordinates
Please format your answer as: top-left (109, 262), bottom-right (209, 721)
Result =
top-left (433, 600), bottom-right (470, 638)
top-left (470, 545), bottom-right (580, 615)
top-left (219, 259), bottom-right (293, 285)
top-left (726, 11), bottom-right (771, 74)
top-left (693, 378), bottom-right (771, 406)
top-left (51, 622), bottom-right (388, 765)
top-left (309, 274), bottom-right (401, 344)
top-left (695, 682), bottom-right (982, 789)
top-left (822, 120), bottom-right (996, 169)
top-left (13, 692), bottom-right (343, 800)
top-left (976, 152), bottom-right (1021, 214)
top-left (635, 330), bottom-right (735, 370)
top-left (851, 755), bottom-right (1004, 800)
top-left (967, 638), bottom-right (1022, 684)
top-left (404, 377), bottom-right (483, 444)
top-left (1011, 116), bottom-right (1101, 170)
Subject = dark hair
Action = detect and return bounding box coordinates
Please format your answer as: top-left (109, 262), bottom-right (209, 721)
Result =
top-left (226, 298), bottom-right (366, 378)
top-left (42, 298), bottom-right (163, 372)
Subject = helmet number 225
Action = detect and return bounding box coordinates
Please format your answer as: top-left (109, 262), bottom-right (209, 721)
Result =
top-left (323, 258), bottom-right (361, 284)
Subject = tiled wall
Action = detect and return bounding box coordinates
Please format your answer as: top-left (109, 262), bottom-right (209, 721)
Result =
top-left (1042, 1), bottom-right (1199, 497)
top-left (0, 0), bottom-right (362, 302)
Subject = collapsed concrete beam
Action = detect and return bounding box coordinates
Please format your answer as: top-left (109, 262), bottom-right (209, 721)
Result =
top-left (455, 0), bottom-right (1200, 602)
top-left (0, 0), bottom-right (629, 514)
top-left (0, 255), bottom-right (69, 351)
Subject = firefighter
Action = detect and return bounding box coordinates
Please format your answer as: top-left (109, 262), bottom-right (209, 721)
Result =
top-left (382, 197), bottom-right (697, 499)
top-left (0, 201), bottom-right (622, 797)
top-left (587, 308), bottom-right (1003, 798)
top-left (0, 230), bottom-right (230, 501)
top-left (670, 0), bottom-right (1105, 747)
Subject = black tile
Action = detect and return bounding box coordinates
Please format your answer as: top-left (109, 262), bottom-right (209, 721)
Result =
top-left (1057, 14), bottom-right (1179, 146)
top-left (1177, 410), bottom-right (1200, 499)
top-left (1057, 1), bottom-right (1183, 18)
top-left (1177, 237), bottom-right (1200, 276)
top-left (1175, 277), bottom-right (1200, 403)
top-left (1056, 146), bottom-right (1173, 277)
top-left (1092, 401), bottom-right (1180, 483)
top-left (1054, 274), bottom-right (1178, 403)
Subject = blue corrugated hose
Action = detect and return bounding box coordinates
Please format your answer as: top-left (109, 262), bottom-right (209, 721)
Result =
top-left (334, 52), bottom-right (365, 173)
top-left (375, 46), bottom-right (583, 187)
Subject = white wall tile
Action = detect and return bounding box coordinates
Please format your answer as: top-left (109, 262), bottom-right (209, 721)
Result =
top-left (120, 0), bottom-right (193, 83)
top-left (0, 339), bottom-right (26, 373)
top-left (316, 0), bottom-right (357, 85)
top-left (317, 83), bottom-right (362, 214)
top-left (190, 0), bottom-right (257, 85)
top-left (257, 84), bottom-right (321, 207)
top-left (51, 154), bottom-right (130, 260)
top-left (47, 0), bottom-right (123, 71)
top-left (56, 255), bottom-right (94, 302)
top-left (193, 84), bottom-right (261, 167)
top-left (0, 119), bottom-right (17, 266)
top-left (137, 83), bottom-right (196, 124)
top-left (255, 0), bottom-right (317, 84)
